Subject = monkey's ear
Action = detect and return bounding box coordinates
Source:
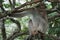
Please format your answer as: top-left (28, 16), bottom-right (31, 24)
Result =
top-left (29, 19), bottom-right (32, 22)
top-left (28, 19), bottom-right (33, 28)
top-left (29, 19), bottom-right (33, 25)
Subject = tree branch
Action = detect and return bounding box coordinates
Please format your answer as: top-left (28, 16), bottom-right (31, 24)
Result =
top-left (9, 17), bottom-right (21, 31)
top-left (0, 8), bottom-right (34, 19)
top-left (6, 30), bottom-right (60, 40)
top-left (9, 0), bottom-right (16, 10)
top-left (1, 19), bottom-right (7, 40)
top-left (48, 14), bottom-right (60, 21)
top-left (7, 31), bottom-right (29, 40)
top-left (12, 0), bottom-right (15, 8)
top-left (38, 31), bottom-right (60, 40)
top-left (9, 0), bottom-right (12, 5)
top-left (0, 2), bottom-right (6, 12)
top-left (48, 0), bottom-right (60, 3)
top-left (14, 0), bottom-right (41, 10)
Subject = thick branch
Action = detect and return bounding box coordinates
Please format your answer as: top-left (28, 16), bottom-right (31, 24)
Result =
top-left (14, 0), bottom-right (41, 10)
top-left (0, 3), bottom-right (35, 19)
top-left (12, 7), bottom-right (34, 14)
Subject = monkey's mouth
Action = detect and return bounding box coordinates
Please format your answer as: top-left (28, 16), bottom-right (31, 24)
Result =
top-left (31, 30), bottom-right (44, 35)
top-left (30, 31), bottom-right (44, 39)
top-left (28, 31), bottom-right (44, 40)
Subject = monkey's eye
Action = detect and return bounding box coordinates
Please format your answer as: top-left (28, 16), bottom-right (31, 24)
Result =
top-left (34, 30), bottom-right (36, 32)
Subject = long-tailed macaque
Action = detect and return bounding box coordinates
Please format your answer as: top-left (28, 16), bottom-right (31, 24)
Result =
top-left (10, 2), bottom-right (48, 40)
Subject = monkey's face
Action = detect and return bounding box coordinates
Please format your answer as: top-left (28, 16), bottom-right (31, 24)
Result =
top-left (28, 20), bottom-right (39, 36)
top-left (31, 29), bottom-right (39, 36)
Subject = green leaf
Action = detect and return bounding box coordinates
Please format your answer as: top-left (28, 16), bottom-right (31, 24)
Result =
top-left (3, 4), bottom-right (10, 8)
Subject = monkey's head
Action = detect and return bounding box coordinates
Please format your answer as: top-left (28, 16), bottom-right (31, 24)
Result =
top-left (28, 20), bottom-right (43, 36)
top-left (28, 20), bottom-right (39, 36)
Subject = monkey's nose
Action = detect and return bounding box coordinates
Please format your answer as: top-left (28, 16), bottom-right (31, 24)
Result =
top-left (31, 30), bottom-right (38, 35)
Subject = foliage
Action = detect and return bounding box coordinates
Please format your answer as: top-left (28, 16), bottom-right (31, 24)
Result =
top-left (0, 0), bottom-right (60, 40)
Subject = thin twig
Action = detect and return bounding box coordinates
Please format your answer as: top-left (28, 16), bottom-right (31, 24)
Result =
top-left (9, 17), bottom-right (21, 31)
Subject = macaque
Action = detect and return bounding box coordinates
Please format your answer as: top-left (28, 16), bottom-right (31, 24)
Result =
top-left (10, 2), bottom-right (48, 40)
